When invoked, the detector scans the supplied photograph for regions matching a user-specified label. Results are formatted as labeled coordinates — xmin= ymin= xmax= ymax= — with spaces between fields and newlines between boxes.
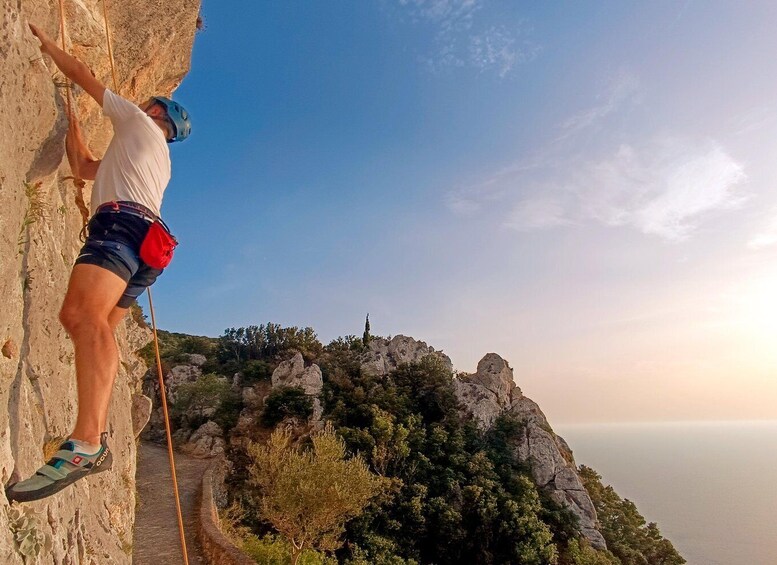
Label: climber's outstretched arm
xmin=66 ymin=111 xmax=101 ymax=180
xmin=29 ymin=23 xmax=106 ymax=106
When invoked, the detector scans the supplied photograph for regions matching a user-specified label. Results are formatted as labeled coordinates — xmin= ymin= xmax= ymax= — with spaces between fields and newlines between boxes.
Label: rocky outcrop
xmin=143 ymin=366 xmax=195 ymax=442
xmin=453 ymin=352 xmax=606 ymax=549
xmin=0 ymin=1 xmax=199 ymax=562
xmin=453 ymin=353 xmax=522 ymax=428
xmin=271 ymin=352 xmax=324 ymax=422
xmin=131 ymin=393 xmax=153 ymax=438
xmin=180 ymin=421 xmax=226 ymax=459
xmin=141 ymin=355 xmax=206 ymax=442
xmin=348 ymin=335 xmax=605 ymax=547
xmin=511 ymin=396 xmax=604 ymax=548
xmin=271 ymin=352 xmax=323 ymax=396
xmin=360 ymin=335 xmax=453 ymax=376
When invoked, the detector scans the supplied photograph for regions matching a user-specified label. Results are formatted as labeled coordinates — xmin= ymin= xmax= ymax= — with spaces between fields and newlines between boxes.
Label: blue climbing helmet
xmin=151 ymin=96 xmax=191 ymax=143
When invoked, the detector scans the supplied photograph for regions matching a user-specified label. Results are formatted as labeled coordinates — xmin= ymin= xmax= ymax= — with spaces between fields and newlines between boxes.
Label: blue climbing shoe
xmin=5 ymin=432 xmax=112 ymax=503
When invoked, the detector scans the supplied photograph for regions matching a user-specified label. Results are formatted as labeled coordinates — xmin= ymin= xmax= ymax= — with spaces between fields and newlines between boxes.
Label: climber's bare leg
xmin=59 ymin=264 xmax=127 ymax=445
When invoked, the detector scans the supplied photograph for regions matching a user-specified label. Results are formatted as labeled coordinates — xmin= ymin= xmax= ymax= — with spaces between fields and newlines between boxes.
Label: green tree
xmin=362 ymin=314 xmax=371 ymax=345
xmin=247 ymin=424 xmax=386 ymax=565
xmin=565 ymin=538 xmax=619 ymax=565
xmin=321 ymin=352 xmax=559 ymax=564
xmin=217 ymin=323 xmax=323 ymax=365
xmin=241 ymin=359 xmax=274 ymax=384
xmin=172 ymin=373 xmax=238 ymax=430
xmin=579 ymin=466 xmax=685 ymax=565
xmin=242 ymin=533 xmax=337 ymax=565
xmin=261 ymin=386 xmax=314 ymax=427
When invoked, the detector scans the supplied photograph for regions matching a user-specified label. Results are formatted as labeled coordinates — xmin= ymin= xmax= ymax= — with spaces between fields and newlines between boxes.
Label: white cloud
xmin=557 ymin=71 xmax=640 ymax=141
xmin=469 ymin=25 xmax=539 ymax=77
xmin=748 ymin=213 xmax=777 ymax=249
xmin=444 ymin=65 xmax=748 ymax=241
xmin=504 ymin=198 xmax=571 ymax=231
xmin=447 ymin=138 xmax=748 ymax=241
xmin=729 ymin=107 xmax=776 ymax=137
xmin=575 ymin=140 xmax=747 ymax=240
xmin=399 ymin=0 xmax=480 ymax=29
xmin=445 ymin=158 xmax=552 ymax=217
xmin=631 ymin=145 xmax=746 ymax=239
xmin=445 ymin=192 xmax=481 ymax=215
xmin=396 ymin=0 xmax=538 ymax=76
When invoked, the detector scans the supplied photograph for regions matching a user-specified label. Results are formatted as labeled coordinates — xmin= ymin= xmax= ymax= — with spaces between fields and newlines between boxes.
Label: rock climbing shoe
xmin=5 ymin=432 xmax=112 ymax=503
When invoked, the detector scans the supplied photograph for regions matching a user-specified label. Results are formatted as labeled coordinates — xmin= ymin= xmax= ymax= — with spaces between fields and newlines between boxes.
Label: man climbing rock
xmin=6 ymin=23 xmax=191 ymax=503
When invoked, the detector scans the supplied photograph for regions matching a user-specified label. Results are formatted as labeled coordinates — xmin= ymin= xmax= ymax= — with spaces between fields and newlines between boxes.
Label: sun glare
xmin=732 ymin=273 xmax=777 ymax=363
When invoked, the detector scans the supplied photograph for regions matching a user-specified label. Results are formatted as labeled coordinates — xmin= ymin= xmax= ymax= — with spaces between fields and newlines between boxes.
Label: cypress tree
xmin=363 ymin=313 xmax=371 ymax=345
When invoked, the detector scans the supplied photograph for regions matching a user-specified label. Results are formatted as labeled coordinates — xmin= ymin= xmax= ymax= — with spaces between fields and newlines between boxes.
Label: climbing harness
xmin=55 ymin=1 xmax=190 ymax=563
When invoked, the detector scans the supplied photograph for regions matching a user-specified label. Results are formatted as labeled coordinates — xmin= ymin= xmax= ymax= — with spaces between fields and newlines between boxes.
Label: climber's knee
xmin=58 ymin=305 xmax=77 ymax=335
xmin=60 ymin=263 xmax=127 ymax=336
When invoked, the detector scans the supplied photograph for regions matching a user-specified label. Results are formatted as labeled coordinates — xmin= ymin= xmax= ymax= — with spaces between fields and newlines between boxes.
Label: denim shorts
xmin=74 ymin=211 xmax=163 ymax=308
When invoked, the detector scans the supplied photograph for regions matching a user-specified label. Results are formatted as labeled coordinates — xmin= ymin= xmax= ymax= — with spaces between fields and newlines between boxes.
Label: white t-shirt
xmin=91 ymin=90 xmax=171 ymax=216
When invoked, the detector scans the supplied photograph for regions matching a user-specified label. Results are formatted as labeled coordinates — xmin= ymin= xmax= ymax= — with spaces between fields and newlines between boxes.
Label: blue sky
xmin=148 ymin=1 xmax=777 ymax=423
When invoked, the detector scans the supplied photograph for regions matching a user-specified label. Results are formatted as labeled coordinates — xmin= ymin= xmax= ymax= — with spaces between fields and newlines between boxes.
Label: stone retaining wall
xmin=197 ymin=466 xmax=255 ymax=565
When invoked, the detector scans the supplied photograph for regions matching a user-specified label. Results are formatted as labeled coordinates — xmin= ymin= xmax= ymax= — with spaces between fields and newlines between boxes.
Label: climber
xmin=6 ymin=23 xmax=192 ymax=503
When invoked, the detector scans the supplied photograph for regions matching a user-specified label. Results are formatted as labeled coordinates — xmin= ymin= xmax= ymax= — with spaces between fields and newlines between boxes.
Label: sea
xmin=556 ymin=421 xmax=777 ymax=565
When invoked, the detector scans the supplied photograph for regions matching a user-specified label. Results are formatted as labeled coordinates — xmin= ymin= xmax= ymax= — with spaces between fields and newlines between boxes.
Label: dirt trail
xmin=133 ymin=442 xmax=210 ymax=564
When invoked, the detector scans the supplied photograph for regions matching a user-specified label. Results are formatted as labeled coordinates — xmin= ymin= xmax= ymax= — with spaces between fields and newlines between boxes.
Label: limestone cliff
xmin=363 ymin=337 xmax=607 ymax=550
xmin=454 ymin=354 xmax=606 ymax=549
xmin=0 ymin=1 xmax=199 ymax=562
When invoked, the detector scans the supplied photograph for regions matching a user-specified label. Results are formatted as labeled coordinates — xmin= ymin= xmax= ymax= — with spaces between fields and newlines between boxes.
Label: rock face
xmin=362 ymin=337 xmax=605 ymax=549
xmin=360 ymin=335 xmax=453 ymax=376
xmin=511 ymin=396 xmax=604 ymax=548
xmin=453 ymin=353 xmax=522 ymax=428
xmin=453 ymin=353 xmax=607 ymax=550
xmin=271 ymin=352 xmax=324 ymax=422
xmin=271 ymin=352 xmax=323 ymax=396
xmin=180 ymin=421 xmax=225 ymax=459
xmin=0 ymin=1 xmax=199 ymax=562
xmin=142 ymin=360 xmax=202 ymax=443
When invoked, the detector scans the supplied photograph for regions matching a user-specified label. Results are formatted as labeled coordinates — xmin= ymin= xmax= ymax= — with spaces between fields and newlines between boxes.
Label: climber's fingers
xmin=28 ymin=23 xmax=53 ymax=55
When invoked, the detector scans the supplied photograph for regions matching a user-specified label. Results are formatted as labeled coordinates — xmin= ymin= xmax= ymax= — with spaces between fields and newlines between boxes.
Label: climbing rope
xmin=56 ymin=0 xmax=90 ymax=237
xmin=99 ymin=1 xmax=190 ymax=563
xmin=147 ymin=287 xmax=190 ymax=565
xmin=56 ymin=0 xmax=72 ymax=117
xmin=57 ymin=1 xmax=190 ymax=562
xmin=101 ymin=0 xmax=119 ymax=93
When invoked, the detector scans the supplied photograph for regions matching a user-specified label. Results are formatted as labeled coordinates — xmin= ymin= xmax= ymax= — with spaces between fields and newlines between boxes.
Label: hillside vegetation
xmin=142 ymin=322 xmax=684 ymax=565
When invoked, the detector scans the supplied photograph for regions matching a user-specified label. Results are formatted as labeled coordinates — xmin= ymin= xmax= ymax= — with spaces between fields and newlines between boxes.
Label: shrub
xmin=242 ymin=534 xmax=337 ymax=565
xmin=179 ymin=335 xmax=216 ymax=356
xmin=172 ymin=373 xmax=240 ymax=431
xmin=261 ymin=386 xmax=313 ymax=427
xmin=344 ymin=534 xmax=419 ymax=565
xmin=247 ymin=424 xmax=387 ymax=565
xmin=565 ymin=538 xmax=619 ymax=565
xmin=241 ymin=359 xmax=274 ymax=385
xmin=137 ymin=330 xmax=217 ymax=367
xmin=217 ymin=323 xmax=323 ymax=365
